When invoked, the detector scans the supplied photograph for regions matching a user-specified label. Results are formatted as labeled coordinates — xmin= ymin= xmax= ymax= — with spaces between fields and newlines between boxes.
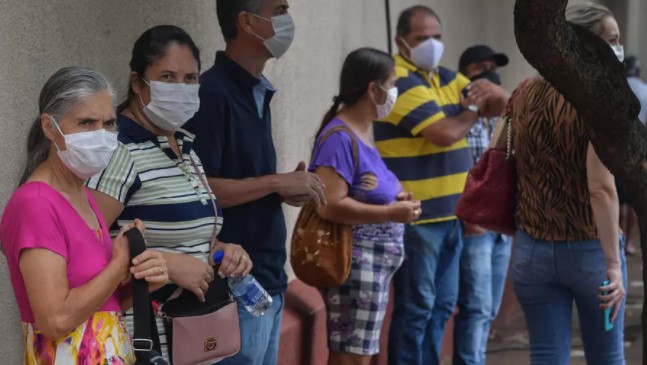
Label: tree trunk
xmin=513 ymin=0 xmax=646 ymax=362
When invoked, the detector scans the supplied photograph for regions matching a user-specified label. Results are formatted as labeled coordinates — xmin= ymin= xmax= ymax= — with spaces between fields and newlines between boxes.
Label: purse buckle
xmin=204 ymin=337 xmax=218 ymax=352
xmin=132 ymin=338 xmax=154 ymax=352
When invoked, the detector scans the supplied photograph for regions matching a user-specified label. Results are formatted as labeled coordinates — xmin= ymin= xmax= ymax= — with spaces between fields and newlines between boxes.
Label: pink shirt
xmin=0 ymin=182 xmax=121 ymax=323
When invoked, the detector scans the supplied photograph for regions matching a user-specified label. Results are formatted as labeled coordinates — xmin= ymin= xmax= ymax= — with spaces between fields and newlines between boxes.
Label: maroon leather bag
xmin=455 ymin=116 xmax=516 ymax=235
xmin=455 ymin=82 xmax=527 ymax=236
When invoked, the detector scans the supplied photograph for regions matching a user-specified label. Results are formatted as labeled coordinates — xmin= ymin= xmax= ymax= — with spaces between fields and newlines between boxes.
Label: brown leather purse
xmin=290 ymin=125 xmax=359 ymax=288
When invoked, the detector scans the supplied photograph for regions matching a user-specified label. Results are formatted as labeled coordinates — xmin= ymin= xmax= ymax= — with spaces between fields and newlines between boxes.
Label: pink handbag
xmin=153 ymin=157 xmax=241 ymax=365
xmin=165 ymin=302 xmax=240 ymax=364
xmin=159 ymin=287 xmax=241 ymax=365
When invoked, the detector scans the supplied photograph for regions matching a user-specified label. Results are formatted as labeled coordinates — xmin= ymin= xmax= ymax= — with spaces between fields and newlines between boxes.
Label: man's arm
xmin=418 ymin=78 xmax=511 ymax=147
xmin=419 ymin=111 xmax=480 ymax=147
xmin=387 ymin=72 xmax=484 ymax=147
xmin=208 ymin=176 xmax=278 ymax=208
xmin=208 ymin=162 xmax=325 ymax=209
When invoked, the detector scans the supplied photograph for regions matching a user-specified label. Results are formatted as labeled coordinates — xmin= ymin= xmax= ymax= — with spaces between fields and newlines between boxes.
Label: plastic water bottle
xmin=213 ymin=251 xmax=272 ymax=317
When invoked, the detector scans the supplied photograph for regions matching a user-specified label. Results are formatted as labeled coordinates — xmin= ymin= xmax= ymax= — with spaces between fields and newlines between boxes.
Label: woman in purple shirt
xmin=310 ymin=48 xmax=421 ymax=365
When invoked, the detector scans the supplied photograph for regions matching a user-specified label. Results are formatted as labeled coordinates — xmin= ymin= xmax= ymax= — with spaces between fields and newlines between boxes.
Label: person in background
xmin=454 ymin=45 xmax=512 ymax=365
xmin=374 ymin=5 xmax=509 ymax=365
xmin=0 ymin=66 xmax=167 ymax=364
xmin=185 ymin=1 xmax=325 ymax=364
xmin=625 ymin=55 xmax=647 ymax=124
xmin=311 ymin=48 xmax=421 ymax=365
xmin=618 ymin=55 xmax=646 ymax=256
xmin=88 ymin=25 xmax=252 ymax=361
xmin=510 ymin=3 xmax=626 ymax=364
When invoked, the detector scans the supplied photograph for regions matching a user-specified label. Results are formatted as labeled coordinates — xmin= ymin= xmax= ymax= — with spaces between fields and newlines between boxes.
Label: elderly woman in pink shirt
xmin=0 ymin=66 xmax=168 ymax=364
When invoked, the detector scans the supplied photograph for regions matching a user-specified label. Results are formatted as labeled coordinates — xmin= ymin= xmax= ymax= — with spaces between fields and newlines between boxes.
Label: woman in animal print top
xmin=509 ymin=3 xmax=627 ymax=364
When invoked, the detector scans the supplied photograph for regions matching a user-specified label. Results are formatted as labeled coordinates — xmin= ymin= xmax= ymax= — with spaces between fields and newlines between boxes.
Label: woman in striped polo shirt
xmin=87 ymin=25 xmax=253 ymax=360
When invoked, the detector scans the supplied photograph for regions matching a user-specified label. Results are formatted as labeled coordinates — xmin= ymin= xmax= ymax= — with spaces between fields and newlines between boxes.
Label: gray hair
xmin=19 ymin=66 xmax=114 ymax=185
xmin=565 ymin=2 xmax=613 ymax=35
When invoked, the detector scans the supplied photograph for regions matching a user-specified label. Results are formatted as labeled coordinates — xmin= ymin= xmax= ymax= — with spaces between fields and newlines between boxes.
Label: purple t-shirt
xmin=309 ymin=119 xmax=402 ymax=205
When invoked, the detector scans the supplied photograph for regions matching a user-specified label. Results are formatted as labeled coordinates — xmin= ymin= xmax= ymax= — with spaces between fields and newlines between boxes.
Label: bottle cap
xmin=213 ymin=250 xmax=224 ymax=264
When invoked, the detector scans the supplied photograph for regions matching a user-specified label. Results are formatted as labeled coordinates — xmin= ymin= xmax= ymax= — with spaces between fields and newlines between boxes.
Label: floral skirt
xmin=23 ymin=311 xmax=135 ymax=365
xmin=322 ymin=222 xmax=405 ymax=355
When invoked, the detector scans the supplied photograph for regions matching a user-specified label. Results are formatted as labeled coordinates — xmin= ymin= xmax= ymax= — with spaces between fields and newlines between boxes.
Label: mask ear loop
xmin=371 ymin=81 xmax=388 ymax=107
xmin=49 ymin=115 xmax=65 ymax=152
xmin=246 ymin=12 xmax=272 ymax=42
xmin=137 ymin=77 xmax=151 ymax=109
xmin=399 ymin=37 xmax=417 ymax=66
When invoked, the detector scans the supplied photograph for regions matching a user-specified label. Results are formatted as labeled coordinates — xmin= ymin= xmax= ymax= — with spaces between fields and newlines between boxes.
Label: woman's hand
xmin=112 ymin=219 xmax=146 ymax=282
xmin=396 ymin=191 xmax=413 ymax=201
xmin=164 ymin=253 xmax=215 ymax=302
xmin=131 ymin=250 xmax=168 ymax=292
xmin=598 ymin=263 xmax=626 ymax=323
xmin=387 ymin=200 xmax=422 ymax=223
xmin=210 ymin=241 xmax=253 ymax=278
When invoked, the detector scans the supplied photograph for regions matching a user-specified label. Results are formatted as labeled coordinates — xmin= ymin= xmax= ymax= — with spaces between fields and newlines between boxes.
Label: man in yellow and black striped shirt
xmin=377 ymin=5 xmax=510 ymax=365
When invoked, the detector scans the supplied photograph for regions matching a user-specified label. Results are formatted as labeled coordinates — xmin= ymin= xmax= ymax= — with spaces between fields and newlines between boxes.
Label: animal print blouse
xmin=512 ymin=77 xmax=598 ymax=241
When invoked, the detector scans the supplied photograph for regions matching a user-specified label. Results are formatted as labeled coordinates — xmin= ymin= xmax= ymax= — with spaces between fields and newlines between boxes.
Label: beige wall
xmin=0 ymin=0 xmax=644 ymax=362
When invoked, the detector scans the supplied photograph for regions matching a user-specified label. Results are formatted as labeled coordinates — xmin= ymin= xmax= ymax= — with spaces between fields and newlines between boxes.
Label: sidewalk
xmin=485 ymin=254 xmax=644 ymax=365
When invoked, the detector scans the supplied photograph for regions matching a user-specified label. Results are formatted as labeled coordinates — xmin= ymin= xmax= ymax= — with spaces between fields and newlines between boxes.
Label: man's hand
xmin=282 ymin=194 xmax=312 ymax=207
xmin=276 ymin=161 xmax=326 ymax=206
xmin=465 ymin=79 xmax=511 ymax=117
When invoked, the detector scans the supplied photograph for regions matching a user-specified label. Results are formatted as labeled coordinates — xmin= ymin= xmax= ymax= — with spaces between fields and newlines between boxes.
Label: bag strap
xmin=126 ymin=228 xmax=168 ymax=364
xmin=491 ymin=79 xmax=532 ymax=154
xmin=188 ymin=155 xmax=219 ymax=246
xmin=317 ymin=125 xmax=360 ymax=176
xmin=187 ymin=155 xmax=235 ymax=302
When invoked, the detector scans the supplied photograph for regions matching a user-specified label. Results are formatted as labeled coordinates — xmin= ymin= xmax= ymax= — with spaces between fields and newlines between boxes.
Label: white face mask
xmin=51 ymin=116 xmax=118 ymax=180
xmin=375 ymin=86 xmax=399 ymax=119
xmin=140 ymin=80 xmax=200 ymax=131
xmin=403 ymin=37 xmax=445 ymax=72
xmin=249 ymin=13 xmax=295 ymax=59
xmin=611 ymin=44 xmax=625 ymax=62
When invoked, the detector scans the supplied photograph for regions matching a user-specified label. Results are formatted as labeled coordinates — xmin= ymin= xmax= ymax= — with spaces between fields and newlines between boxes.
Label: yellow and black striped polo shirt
xmin=374 ymin=55 xmax=472 ymax=224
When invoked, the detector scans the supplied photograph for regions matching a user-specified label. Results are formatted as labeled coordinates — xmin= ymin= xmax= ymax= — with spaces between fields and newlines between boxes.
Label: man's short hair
xmin=396 ymin=5 xmax=441 ymax=38
xmin=216 ymin=0 xmax=264 ymax=41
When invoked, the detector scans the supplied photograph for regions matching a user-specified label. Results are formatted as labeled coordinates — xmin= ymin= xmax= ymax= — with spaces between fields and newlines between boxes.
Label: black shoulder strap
xmin=126 ymin=228 xmax=168 ymax=365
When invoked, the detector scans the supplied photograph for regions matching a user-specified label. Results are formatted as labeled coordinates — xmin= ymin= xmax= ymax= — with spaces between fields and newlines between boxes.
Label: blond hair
xmin=565 ymin=2 xmax=613 ymax=35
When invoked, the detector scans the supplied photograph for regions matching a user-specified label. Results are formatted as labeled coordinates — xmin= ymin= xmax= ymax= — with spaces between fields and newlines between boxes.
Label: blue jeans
xmin=218 ymin=294 xmax=284 ymax=365
xmin=511 ymin=230 xmax=626 ymax=365
xmin=453 ymin=233 xmax=512 ymax=365
xmin=388 ymin=220 xmax=464 ymax=365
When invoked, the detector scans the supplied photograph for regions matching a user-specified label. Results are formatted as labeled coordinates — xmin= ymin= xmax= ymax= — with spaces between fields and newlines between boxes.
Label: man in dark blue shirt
xmin=185 ymin=1 xmax=325 ymax=364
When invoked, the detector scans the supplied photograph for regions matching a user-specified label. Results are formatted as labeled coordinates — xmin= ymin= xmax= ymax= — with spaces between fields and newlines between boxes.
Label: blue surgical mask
xmin=249 ymin=13 xmax=296 ymax=59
